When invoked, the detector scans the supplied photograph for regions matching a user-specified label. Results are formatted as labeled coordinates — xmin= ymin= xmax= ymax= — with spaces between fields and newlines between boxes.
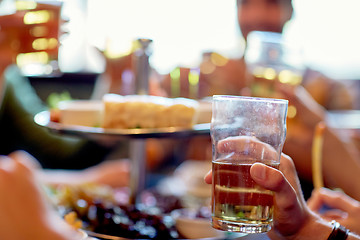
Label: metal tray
xmin=34 ymin=111 xmax=210 ymax=141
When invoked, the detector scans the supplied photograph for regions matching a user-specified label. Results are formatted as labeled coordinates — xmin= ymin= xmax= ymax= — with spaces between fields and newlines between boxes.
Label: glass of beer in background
xmin=211 ymin=95 xmax=288 ymax=233
xmin=245 ymin=31 xmax=304 ymax=96
xmin=245 ymin=31 xmax=303 ymax=119
xmin=7 ymin=0 xmax=64 ymax=75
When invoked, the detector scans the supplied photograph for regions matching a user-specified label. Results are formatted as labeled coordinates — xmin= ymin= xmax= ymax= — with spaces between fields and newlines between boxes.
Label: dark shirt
xmin=0 ymin=66 xmax=117 ymax=170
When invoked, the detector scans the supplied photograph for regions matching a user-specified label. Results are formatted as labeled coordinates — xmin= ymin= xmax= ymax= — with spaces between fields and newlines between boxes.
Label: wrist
xmin=328 ymin=220 xmax=350 ymax=240
xmin=289 ymin=213 xmax=333 ymax=240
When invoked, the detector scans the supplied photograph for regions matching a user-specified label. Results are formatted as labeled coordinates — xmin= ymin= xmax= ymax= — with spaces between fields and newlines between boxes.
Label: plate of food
xmin=35 ymin=94 xmax=210 ymax=140
xmin=49 ymin=183 xmax=245 ymax=240
xmin=49 ymin=185 xmax=184 ymax=239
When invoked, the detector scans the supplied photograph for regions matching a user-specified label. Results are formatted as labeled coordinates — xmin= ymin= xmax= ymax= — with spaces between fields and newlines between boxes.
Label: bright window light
xmin=60 ymin=0 xmax=360 ymax=80
xmin=86 ymin=0 xmax=240 ymax=74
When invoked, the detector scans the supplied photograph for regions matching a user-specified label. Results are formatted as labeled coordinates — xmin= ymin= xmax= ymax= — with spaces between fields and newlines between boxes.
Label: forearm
xmin=322 ymin=128 xmax=360 ymax=201
xmin=298 ymin=219 xmax=360 ymax=240
xmin=38 ymin=169 xmax=91 ymax=186
xmin=283 ymin=214 xmax=360 ymax=240
xmin=39 ymin=159 xmax=130 ymax=188
xmin=293 ymin=217 xmax=333 ymax=240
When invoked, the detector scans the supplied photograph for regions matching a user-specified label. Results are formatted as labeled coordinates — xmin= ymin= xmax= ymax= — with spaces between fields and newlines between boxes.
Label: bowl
xmin=172 ymin=208 xmax=224 ymax=239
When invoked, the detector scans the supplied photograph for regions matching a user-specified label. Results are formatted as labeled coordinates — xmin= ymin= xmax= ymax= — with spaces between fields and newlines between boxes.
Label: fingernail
xmin=251 ymin=163 xmax=266 ymax=180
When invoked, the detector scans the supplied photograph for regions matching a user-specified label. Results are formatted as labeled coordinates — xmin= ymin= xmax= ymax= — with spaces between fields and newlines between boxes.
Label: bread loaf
xmin=102 ymin=94 xmax=199 ymax=129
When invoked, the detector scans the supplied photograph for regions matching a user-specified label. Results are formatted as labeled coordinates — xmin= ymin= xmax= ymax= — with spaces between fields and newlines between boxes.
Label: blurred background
xmin=56 ymin=0 xmax=360 ymax=81
xmin=2 ymin=0 xmax=359 ymax=107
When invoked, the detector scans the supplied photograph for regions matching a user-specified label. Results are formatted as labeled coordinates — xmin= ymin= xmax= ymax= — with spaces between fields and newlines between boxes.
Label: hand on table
xmin=308 ymin=188 xmax=360 ymax=235
xmin=40 ymin=159 xmax=131 ymax=189
xmin=0 ymin=151 xmax=82 ymax=240
xmin=81 ymin=159 xmax=130 ymax=188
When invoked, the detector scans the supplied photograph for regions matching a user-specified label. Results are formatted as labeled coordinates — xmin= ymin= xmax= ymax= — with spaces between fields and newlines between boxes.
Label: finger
xmin=9 ymin=151 xmax=41 ymax=172
xmin=320 ymin=209 xmax=347 ymax=221
xmin=278 ymin=153 xmax=305 ymax=201
xmin=250 ymin=162 xmax=302 ymax=236
xmin=309 ymin=188 xmax=359 ymax=213
xmin=307 ymin=188 xmax=325 ymax=211
xmin=0 ymin=155 xmax=15 ymax=172
xmin=250 ymin=163 xmax=288 ymax=192
xmin=251 ymin=155 xmax=312 ymax=238
xmin=0 ymin=156 xmax=14 ymax=188
xmin=250 ymin=163 xmax=297 ymax=209
xmin=217 ymin=136 xmax=278 ymax=160
xmin=0 ymin=153 xmax=37 ymax=186
xmin=204 ymin=170 xmax=212 ymax=184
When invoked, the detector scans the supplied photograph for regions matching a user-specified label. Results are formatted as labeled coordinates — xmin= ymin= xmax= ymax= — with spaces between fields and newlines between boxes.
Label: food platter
xmin=34 ymin=109 xmax=210 ymax=210
xmin=34 ymin=111 xmax=210 ymax=141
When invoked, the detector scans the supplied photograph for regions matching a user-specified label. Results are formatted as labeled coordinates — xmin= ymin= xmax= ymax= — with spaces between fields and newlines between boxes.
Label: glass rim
xmin=212 ymin=95 xmax=288 ymax=105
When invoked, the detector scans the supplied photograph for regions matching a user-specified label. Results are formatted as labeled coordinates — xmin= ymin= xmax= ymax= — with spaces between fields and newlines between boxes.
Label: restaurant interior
xmin=0 ymin=0 xmax=360 ymax=239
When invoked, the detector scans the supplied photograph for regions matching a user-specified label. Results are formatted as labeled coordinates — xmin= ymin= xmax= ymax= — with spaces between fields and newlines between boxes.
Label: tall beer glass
xmin=211 ymin=95 xmax=288 ymax=233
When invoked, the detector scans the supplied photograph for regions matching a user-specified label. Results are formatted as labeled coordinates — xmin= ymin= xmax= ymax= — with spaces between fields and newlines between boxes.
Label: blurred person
xmin=0 ymin=9 xmax=114 ymax=169
xmin=92 ymin=0 xmax=357 ymax=176
xmin=279 ymin=84 xmax=360 ymax=200
xmin=0 ymin=65 xmax=120 ymax=170
xmin=0 ymin=66 xmax=131 ymax=188
xmin=162 ymin=0 xmax=354 ymax=110
xmin=160 ymin=0 xmax=354 ymax=110
xmin=204 ymin=136 xmax=360 ymax=239
xmin=0 ymin=5 xmax=131 ymax=187
xmin=161 ymin=0 xmax=358 ymax=199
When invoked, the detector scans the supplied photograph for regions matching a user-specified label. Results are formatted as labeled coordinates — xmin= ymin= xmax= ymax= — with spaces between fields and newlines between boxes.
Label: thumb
xmin=250 ymin=163 xmax=297 ymax=210
xmin=204 ymin=170 xmax=212 ymax=184
xmin=250 ymin=163 xmax=305 ymax=236
xmin=9 ymin=151 xmax=42 ymax=171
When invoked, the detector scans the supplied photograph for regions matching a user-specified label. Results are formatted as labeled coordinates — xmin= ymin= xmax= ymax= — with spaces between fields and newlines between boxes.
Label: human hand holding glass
xmin=210 ymin=95 xmax=288 ymax=233
xmin=204 ymin=139 xmax=346 ymax=240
